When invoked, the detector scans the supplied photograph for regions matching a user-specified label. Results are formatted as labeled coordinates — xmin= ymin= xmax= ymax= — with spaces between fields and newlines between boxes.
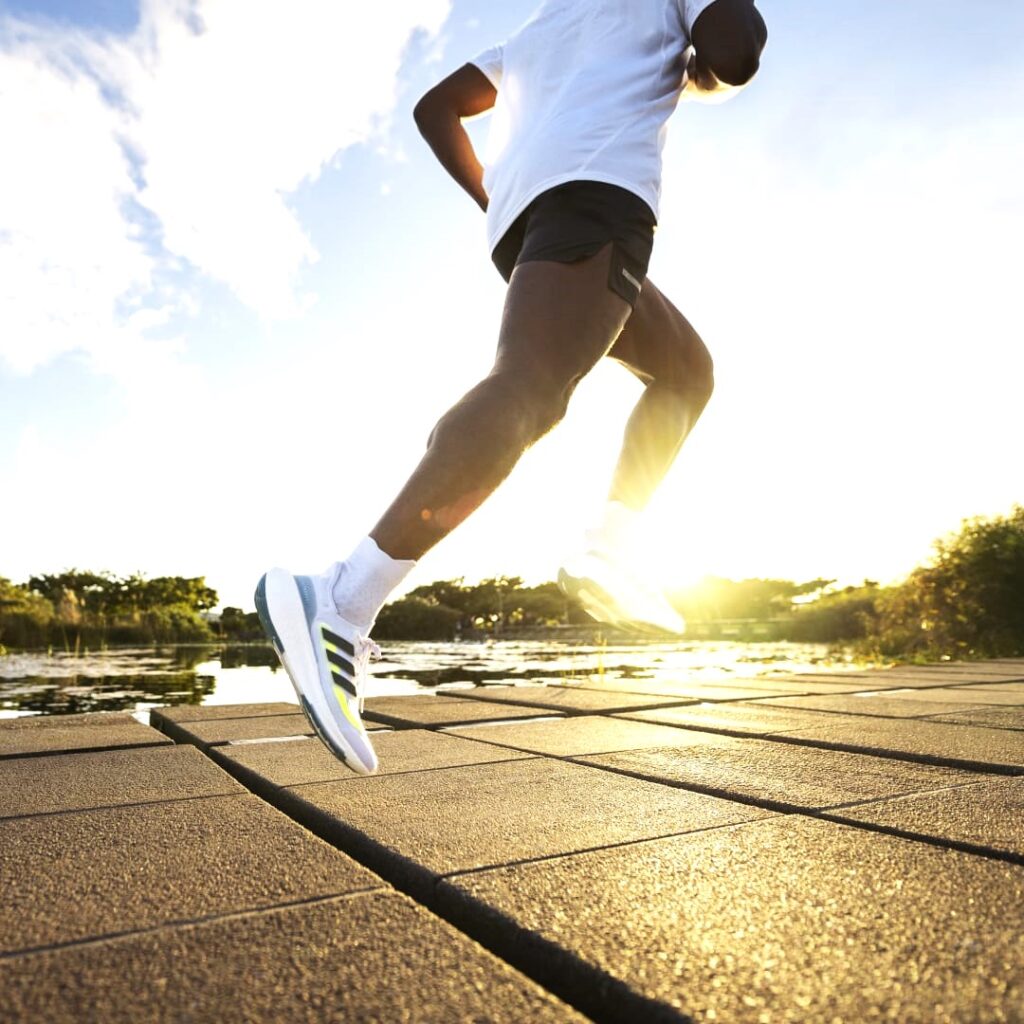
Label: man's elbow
xmin=707 ymin=45 xmax=761 ymax=87
xmin=694 ymin=2 xmax=768 ymax=87
xmin=413 ymin=92 xmax=440 ymax=130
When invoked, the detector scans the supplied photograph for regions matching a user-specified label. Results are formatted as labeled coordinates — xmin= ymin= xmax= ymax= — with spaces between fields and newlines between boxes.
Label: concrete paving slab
xmin=447 ymin=714 xmax=738 ymax=757
xmin=0 ymin=712 xmax=169 ymax=760
xmin=865 ymin=666 xmax=1024 ymax=682
xmin=945 ymin=681 xmax=1024 ymax=696
xmin=926 ymin=706 xmax=1024 ymax=732
xmin=438 ymin=815 xmax=1024 ymax=1024
xmin=0 ymin=792 xmax=382 ymax=955
xmin=156 ymin=711 xmax=316 ymax=748
xmin=687 ymin=675 xmax=878 ymax=694
xmin=776 ymin=671 xmax=1007 ymax=691
xmin=618 ymin=701 xmax=846 ymax=736
xmin=877 ymin=685 xmax=1024 ymax=706
xmin=0 ymin=745 xmax=242 ymax=819
xmin=828 ymin=777 xmax=1024 ymax=860
xmin=750 ymin=692 xmax=990 ymax=719
xmin=854 ymin=670 xmax=1024 ymax=686
xmin=362 ymin=694 xmax=563 ymax=728
xmin=771 ymin=672 xmax=945 ymax=690
xmin=447 ymin=683 xmax=698 ymax=715
xmin=0 ymin=891 xmax=586 ymax=1024
xmin=151 ymin=701 xmax=298 ymax=724
xmin=550 ymin=678 xmax=806 ymax=700
xmin=773 ymin=716 xmax=1024 ymax=773
xmin=649 ymin=675 xmax=879 ymax=695
xmin=277 ymin=758 xmax=773 ymax=900
xmin=575 ymin=739 xmax=980 ymax=813
xmin=214 ymin=729 xmax=531 ymax=790
xmin=944 ymin=660 xmax=1024 ymax=676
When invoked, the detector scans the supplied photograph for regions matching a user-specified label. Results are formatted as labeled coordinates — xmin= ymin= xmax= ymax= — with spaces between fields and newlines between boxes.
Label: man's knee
xmin=483 ymin=366 xmax=575 ymax=445
xmin=516 ymin=370 xmax=576 ymax=441
xmin=659 ymin=314 xmax=714 ymax=403
xmin=688 ymin=339 xmax=715 ymax=403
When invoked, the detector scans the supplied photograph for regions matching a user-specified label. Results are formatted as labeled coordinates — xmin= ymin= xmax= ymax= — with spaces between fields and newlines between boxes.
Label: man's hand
xmin=414 ymin=64 xmax=497 ymax=213
xmin=686 ymin=50 xmax=723 ymax=94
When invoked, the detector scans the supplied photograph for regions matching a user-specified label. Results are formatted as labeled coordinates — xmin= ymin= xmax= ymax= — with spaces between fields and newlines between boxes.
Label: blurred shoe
xmin=558 ymin=547 xmax=685 ymax=635
xmin=254 ymin=565 xmax=379 ymax=775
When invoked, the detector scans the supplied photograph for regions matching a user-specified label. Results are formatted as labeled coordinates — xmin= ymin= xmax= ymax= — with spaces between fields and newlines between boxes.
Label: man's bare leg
xmin=605 ymin=280 xmax=714 ymax=511
xmin=371 ymin=243 xmax=632 ymax=561
xmin=552 ymin=280 xmax=712 ymax=632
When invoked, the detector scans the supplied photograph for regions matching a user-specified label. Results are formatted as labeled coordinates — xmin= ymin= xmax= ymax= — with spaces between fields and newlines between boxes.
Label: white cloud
xmin=0 ymin=38 xmax=151 ymax=374
xmin=0 ymin=0 xmax=451 ymax=377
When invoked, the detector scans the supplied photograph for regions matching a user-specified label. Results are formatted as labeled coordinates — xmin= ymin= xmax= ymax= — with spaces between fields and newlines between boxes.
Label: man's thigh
xmin=493 ymin=242 xmax=633 ymax=388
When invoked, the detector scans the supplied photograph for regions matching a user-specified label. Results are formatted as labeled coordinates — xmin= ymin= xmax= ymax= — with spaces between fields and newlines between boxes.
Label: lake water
xmin=0 ymin=639 xmax=868 ymax=720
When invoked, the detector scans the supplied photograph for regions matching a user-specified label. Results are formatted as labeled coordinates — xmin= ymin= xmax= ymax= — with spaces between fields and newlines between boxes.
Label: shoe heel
xmin=254 ymin=573 xmax=286 ymax=655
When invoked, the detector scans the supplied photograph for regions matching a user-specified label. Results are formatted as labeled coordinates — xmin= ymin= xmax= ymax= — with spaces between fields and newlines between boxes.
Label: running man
xmin=257 ymin=0 xmax=768 ymax=774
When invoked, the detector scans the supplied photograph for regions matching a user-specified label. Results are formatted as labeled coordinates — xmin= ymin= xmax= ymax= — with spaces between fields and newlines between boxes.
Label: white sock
xmin=329 ymin=536 xmax=416 ymax=631
xmin=585 ymin=500 xmax=640 ymax=555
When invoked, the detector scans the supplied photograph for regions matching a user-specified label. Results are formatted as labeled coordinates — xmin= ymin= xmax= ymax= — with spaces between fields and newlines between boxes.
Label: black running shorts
xmin=491 ymin=180 xmax=656 ymax=308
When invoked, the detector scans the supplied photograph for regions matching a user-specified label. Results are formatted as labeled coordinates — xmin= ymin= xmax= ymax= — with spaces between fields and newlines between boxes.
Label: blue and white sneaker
xmin=254 ymin=565 xmax=379 ymax=775
xmin=558 ymin=547 xmax=685 ymax=636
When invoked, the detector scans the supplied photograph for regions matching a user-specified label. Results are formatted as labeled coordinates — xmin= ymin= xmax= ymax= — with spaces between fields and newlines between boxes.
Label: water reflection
xmin=0 ymin=673 xmax=216 ymax=716
xmin=0 ymin=639 xmax=856 ymax=718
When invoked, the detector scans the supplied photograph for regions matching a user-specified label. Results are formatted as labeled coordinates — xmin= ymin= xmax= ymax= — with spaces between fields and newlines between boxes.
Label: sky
xmin=1 ymin=0 xmax=1022 ymax=610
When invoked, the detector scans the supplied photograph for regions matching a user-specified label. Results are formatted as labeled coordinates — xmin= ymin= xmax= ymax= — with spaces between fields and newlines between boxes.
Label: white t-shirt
xmin=471 ymin=0 xmax=718 ymax=254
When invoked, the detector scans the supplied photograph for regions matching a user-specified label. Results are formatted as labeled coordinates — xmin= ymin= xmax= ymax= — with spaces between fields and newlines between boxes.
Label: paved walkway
xmin=2 ymin=659 xmax=1023 ymax=1022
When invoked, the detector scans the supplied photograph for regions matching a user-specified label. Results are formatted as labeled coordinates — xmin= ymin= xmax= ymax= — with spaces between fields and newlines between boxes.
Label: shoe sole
xmin=557 ymin=568 xmax=683 ymax=636
xmin=557 ymin=568 xmax=629 ymax=629
xmin=255 ymin=569 xmax=377 ymax=775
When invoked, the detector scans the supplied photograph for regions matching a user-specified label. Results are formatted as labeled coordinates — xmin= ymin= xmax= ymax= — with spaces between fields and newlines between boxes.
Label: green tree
xmin=876 ymin=506 xmax=1024 ymax=659
xmin=374 ymin=596 xmax=462 ymax=640
xmin=0 ymin=577 xmax=55 ymax=649
xmin=673 ymin=576 xmax=832 ymax=622
xmin=787 ymin=582 xmax=883 ymax=643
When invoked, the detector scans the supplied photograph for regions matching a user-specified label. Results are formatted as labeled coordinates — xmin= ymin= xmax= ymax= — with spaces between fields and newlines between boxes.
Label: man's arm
xmin=413 ymin=64 xmax=497 ymax=212
xmin=687 ymin=0 xmax=767 ymax=95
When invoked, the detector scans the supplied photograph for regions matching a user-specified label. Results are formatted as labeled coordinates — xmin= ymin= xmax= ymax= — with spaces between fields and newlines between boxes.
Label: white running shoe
xmin=558 ymin=547 xmax=685 ymax=636
xmin=254 ymin=565 xmax=379 ymax=775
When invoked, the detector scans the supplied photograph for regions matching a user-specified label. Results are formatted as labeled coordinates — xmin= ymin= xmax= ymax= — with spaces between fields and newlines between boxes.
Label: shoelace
xmin=354 ymin=635 xmax=382 ymax=715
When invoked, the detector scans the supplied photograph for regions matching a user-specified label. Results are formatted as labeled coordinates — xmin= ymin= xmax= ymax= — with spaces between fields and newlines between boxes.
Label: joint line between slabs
xmin=0 ymin=888 xmax=385 ymax=963
xmin=566 ymin=754 xmax=1024 ymax=865
xmin=0 ymin=788 xmax=246 ymax=824
xmin=0 ymin=740 xmax=169 ymax=762
xmin=816 ymin=811 xmax=1024 ymax=867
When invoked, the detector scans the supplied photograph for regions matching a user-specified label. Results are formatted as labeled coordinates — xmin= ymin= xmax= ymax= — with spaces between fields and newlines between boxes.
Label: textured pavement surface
xmin=0 ymin=793 xmax=381 ymax=954
xmin=214 ymin=728 xmax=531 ymax=790
xmin=0 ymin=744 xmax=242 ymax=818
xmin=4 ymin=658 xmax=1024 ymax=1022
xmin=0 ymin=892 xmax=585 ymax=1024
xmin=447 ymin=713 xmax=732 ymax=756
xmin=274 ymin=756 xmax=772 ymax=900
xmin=154 ymin=711 xmax=317 ymax=747
xmin=362 ymin=693 xmax=563 ymax=728
xmin=926 ymin=705 xmax=1024 ymax=731
xmin=446 ymin=682 xmax=698 ymax=714
xmin=618 ymin=700 xmax=850 ymax=735
xmin=750 ymin=691 xmax=994 ymax=718
xmin=771 ymin=715 xmax=1024 ymax=772
xmin=574 ymin=739 xmax=982 ymax=812
xmin=152 ymin=701 xmax=300 ymax=723
xmin=827 ymin=776 xmax=1024 ymax=859
xmin=0 ymin=711 xmax=170 ymax=759
xmin=439 ymin=815 xmax=1024 ymax=1023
